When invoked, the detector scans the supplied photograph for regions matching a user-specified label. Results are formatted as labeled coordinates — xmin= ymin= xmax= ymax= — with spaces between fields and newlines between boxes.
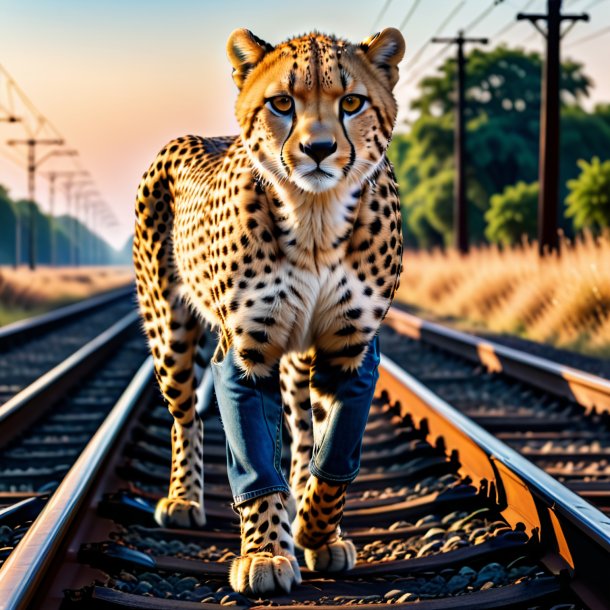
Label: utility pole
xmin=74 ymin=187 xmax=98 ymax=267
xmin=6 ymin=138 xmax=65 ymax=269
xmin=518 ymin=0 xmax=588 ymax=255
xmin=68 ymin=179 xmax=94 ymax=266
xmin=42 ymin=170 xmax=87 ymax=265
xmin=0 ymin=115 xmax=22 ymax=268
xmin=432 ymin=32 xmax=487 ymax=254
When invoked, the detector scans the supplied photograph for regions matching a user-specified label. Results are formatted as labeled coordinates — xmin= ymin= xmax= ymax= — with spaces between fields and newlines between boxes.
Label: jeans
xmin=211 ymin=336 xmax=380 ymax=506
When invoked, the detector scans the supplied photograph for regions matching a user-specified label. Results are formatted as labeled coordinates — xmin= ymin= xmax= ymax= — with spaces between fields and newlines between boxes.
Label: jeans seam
xmin=234 ymin=484 xmax=291 ymax=506
xmin=261 ymin=385 xmax=289 ymax=490
xmin=310 ymin=462 xmax=359 ymax=483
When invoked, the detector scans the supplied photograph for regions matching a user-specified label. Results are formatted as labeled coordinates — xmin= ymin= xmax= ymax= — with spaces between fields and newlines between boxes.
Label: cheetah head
xmin=227 ymin=29 xmax=405 ymax=195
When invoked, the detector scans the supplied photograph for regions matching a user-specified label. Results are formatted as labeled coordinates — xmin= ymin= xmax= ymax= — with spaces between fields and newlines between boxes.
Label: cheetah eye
xmin=341 ymin=95 xmax=367 ymax=116
xmin=267 ymin=95 xmax=294 ymax=116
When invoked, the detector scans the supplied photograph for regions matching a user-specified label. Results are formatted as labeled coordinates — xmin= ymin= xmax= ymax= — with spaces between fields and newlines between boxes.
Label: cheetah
xmin=133 ymin=27 xmax=405 ymax=595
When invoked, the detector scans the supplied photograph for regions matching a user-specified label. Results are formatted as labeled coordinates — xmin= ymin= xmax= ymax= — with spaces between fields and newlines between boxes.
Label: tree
xmin=0 ymin=182 xmax=119 ymax=266
xmin=390 ymin=45 xmax=606 ymax=248
xmin=485 ymin=181 xmax=538 ymax=245
xmin=566 ymin=157 xmax=610 ymax=233
xmin=0 ymin=186 xmax=16 ymax=265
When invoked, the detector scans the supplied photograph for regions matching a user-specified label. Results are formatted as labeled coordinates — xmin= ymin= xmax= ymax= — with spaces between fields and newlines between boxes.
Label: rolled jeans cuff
xmin=233 ymin=484 xmax=291 ymax=507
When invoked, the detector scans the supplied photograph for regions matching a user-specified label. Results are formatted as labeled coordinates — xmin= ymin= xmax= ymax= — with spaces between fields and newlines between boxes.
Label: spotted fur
xmin=134 ymin=27 xmax=405 ymax=595
xmin=230 ymin=493 xmax=301 ymax=594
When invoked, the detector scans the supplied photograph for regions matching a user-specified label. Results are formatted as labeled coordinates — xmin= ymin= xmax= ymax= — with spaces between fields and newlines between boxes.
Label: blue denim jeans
xmin=211 ymin=336 xmax=380 ymax=506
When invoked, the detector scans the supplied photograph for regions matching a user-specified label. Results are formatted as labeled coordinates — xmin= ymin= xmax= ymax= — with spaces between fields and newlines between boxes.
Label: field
xmin=396 ymin=233 xmax=610 ymax=358
xmin=0 ymin=266 xmax=134 ymax=326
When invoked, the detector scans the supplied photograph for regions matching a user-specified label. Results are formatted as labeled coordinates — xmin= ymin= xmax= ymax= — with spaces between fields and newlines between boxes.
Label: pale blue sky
xmin=0 ymin=0 xmax=608 ymax=248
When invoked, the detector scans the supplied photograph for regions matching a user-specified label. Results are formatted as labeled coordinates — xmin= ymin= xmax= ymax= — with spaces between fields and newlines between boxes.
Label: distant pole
xmin=48 ymin=172 xmax=57 ymax=266
xmin=432 ymin=32 xmax=488 ymax=254
xmin=43 ymin=169 xmax=86 ymax=266
xmin=518 ymin=0 xmax=588 ymax=255
xmin=0 ymin=115 xmax=21 ymax=267
xmin=70 ymin=180 xmax=94 ymax=266
xmin=6 ymin=138 xmax=64 ymax=269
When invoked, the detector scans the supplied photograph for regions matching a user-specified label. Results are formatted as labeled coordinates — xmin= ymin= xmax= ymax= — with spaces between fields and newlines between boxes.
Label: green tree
xmin=485 ymin=181 xmax=538 ymax=245
xmin=0 ymin=185 xmax=16 ymax=264
xmin=389 ymin=45 xmax=604 ymax=248
xmin=566 ymin=157 xmax=610 ymax=233
xmin=14 ymin=200 xmax=52 ymax=265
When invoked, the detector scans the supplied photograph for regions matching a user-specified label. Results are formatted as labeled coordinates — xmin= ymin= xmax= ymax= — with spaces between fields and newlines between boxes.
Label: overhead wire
xmin=398 ymin=0 xmax=423 ymax=31
xmin=492 ymin=0 xmax=537 ymax=39
xmin=464 ymin=0 xmax=507 ymax=33
xmin=581 ymin=0 xmax=608 ymax=11
xmin=371 ymin=0 xmax=394 ymax=31
xmin=565 ymin=22 xmax=610 ymax=45
xmin=402 ymin=0 xmax=467 ymax=73
xmin=0 ymin=63 xmax=118 ymax=243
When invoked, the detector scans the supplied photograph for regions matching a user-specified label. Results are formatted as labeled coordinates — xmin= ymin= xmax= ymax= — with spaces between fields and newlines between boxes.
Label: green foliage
xmin=390 ymin=44 xmax=610 ymax=248
xmin=0 ymin=186 xmax=16 ymax=264
xmin=0 ymin=184 xmax=121 ymax=266
xmin=412 ymin=46 xmax=590 ymax=119
xmin=485 ymin=181 xmax=538 ymax=245
xmin=566 ymin=157 xmax=610 ymax=233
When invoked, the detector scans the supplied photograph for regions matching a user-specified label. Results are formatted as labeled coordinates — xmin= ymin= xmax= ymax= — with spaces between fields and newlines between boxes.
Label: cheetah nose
xmin=300 ymin=140 xmax=337 ymax=165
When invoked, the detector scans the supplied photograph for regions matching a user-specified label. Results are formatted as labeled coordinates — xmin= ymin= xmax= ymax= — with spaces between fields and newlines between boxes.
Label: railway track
xmin=0 ymin=286 xmax=149 ymax=574
xmin=0 ymin=286 xmax=136 ymax=405
xmin=382 ymin=308 xmax=610 ymax=515
xmin=0 ymin=308 xmax=607 ymax=608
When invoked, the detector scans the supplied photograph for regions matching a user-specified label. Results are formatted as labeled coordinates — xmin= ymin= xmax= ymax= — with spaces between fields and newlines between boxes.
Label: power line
xmin=582 ymin=0 xmax=609 ymax=11
xmin=403 ymin=42 xmax=453 ymax=86
xmin=0 ymin=62 xmax=116 ymax=263
xmin=403 ymin=0 xmax=467 ymax=71
xmin=398 ymin=0 xmax=423 ymax=31
xmin=371 ymin=0 xmax=394 ymax=31
xmin=565 ymin=22 xmax=610 ymax=45
xmin=464 ymin=0 xmax=507 ymax=33
xmin=0 ymin=64 xmax=62 ymax=140
xmin=493 ymin=0 xmax=537 ymax=39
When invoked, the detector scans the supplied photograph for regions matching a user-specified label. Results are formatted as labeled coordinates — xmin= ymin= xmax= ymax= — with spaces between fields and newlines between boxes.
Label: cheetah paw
xmin=229 ymin=552 xmax=302 ymax=595
xmin=303 ymin=538 xmax=357 ymax=572
xmin=154 ymin=497 xmax=206 ymax=529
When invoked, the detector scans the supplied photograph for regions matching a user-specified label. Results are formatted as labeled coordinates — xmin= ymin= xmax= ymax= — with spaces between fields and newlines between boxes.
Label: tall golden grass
xmin=396 ymin=233 xmax=610 ymax=356
xmin=0 ymin=266 xmax=134 ymax=325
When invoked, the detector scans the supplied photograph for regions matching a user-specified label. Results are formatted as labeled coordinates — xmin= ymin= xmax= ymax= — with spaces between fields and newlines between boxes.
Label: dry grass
xmin=0 ymin=266 xmax=134 ymax=326
xmin=396 ymin=233 xmax=610 ymax=357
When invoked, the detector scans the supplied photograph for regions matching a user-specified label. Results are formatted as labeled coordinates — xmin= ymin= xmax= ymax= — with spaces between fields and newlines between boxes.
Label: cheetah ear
xmin=360 ymin=27 xmax=405 ymax=90
xmin=227 ymin=29 xmax=273 ymax=89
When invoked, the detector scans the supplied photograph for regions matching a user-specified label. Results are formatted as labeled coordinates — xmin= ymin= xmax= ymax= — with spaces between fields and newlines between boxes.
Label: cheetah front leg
xmin=229 ymin=492 xmax=301 ymax=595
xmin=279 ymin=352 xmax=314 ymax=508
xmin=134 ymin=170 xmax=206 ymax=529
xmin=150 ymin=311 xmax=207 ymax=529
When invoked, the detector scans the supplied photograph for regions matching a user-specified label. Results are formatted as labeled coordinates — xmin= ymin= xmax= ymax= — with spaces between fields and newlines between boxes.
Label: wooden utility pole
xmin=42 ymin=170 xmax=87 ymax=265
xmin=6 ymin=138 xmax=65 ymax=269
xmin=432 ymin=32 xmax=487 ymax=254
xmin=0 ymin=115 xmax=21 ymax=267
xmin=518 ymin=0 xmax=588 ymax=255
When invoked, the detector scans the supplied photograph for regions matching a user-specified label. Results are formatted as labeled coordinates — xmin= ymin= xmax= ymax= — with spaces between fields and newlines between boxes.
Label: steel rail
xmin=0 ymin=310 xmax=140 ymax=450
xmin=385 ymin=307 xmax=610 ymax=414
xmin=379 ymin=354 xmax=610 ymax=608
xmin=0 ymin=284 xmax=134 ymax=349
xmin=1 ymin=343 xmax=608 ymax=607
xmin=0 ymin=357 xmax=154 ymax=610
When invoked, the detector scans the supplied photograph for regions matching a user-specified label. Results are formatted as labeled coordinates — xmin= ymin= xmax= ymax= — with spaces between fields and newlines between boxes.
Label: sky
xmin=0 ymin=0 xmax=608 ymax=250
